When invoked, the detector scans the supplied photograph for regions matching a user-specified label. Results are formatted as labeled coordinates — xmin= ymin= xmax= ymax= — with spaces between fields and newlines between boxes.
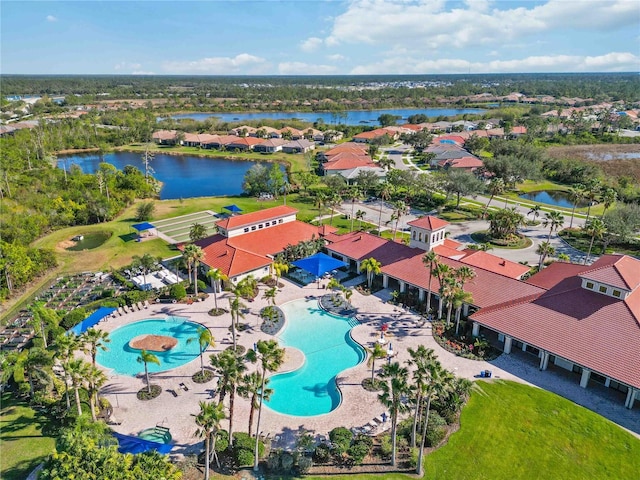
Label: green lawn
xmin=0 ymin=393 xmax=56 ymax=480
xmin=423 ymin=380 xmax=640 ymax=480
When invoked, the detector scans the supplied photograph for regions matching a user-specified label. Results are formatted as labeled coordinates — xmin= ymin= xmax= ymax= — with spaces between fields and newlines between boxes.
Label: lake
xmin=159 ymin=107 xmax=486 ymax=126
xmin=518 ymin=190 xmax=587 ymax=209
xmin=58 ymin=152 xmax=260 ymax=200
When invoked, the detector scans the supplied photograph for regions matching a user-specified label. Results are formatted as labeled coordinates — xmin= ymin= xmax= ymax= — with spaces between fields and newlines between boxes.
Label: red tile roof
xmin=227 ymin=137 xmax=264 ymax=147
xmin=192 ymin=235 xmax=272 ymax=277
xmin=437 ymin=156 xmax=484 ymax=169
xmin=228 ymin=221 xmax=321 ymax=257
xmin=433 ymin=244 xmax=466 ymax=259
xmin=327 ymin=232 xmax=416 ymax=265
xmin=458 ymin=250 xmax=531 ymax=279
xmin=408 ymin=216 xmax=449 ymax=230
xmin=216 ymin=206 xmax=298 ymax=230
xmin=435 ymin=135 xmax=466 ymax=145
xmin=323 ymin=155 xmax=377 ymax=171
xmin=472 ymin=259 xmax=640 ymax=389
xmin=580 ymin=254 xmax=640 ymax=290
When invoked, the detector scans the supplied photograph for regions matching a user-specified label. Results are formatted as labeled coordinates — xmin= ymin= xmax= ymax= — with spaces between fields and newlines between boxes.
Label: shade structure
xmin=292 ymin=252 xmax=347 ymax=278
xmin=67 ymin=307 xmax=116 ymax=336
xmin=131 ymin=222 xmax=155 ymax=232
xmin=112 ymin=432 xmax=173 ymax=455
xmin=223 ymin=204 xmax=242 ymax=213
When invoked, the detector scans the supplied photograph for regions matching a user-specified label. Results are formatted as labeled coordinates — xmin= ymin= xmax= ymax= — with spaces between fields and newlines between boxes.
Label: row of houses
xmin=184 ymin=205 xmax=640 ymax=411
xmin=351 ymin=123 xmax=527 ymax=143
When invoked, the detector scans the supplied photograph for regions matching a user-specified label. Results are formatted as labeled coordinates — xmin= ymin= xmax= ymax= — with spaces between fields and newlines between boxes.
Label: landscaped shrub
xmin=137 ymin=384 xmax=161 ymax=400
xmin=297 ymin=455 xmax=313 ymax=474
xmin=408 ymin=447 xmax=419 ymax=469
xmin=329 ymin=426 xmax=353 ymax=455
xmin=267 ymin=451 xmax=281 ymax=471
xmin=313 ymin=443 xmax=331 ymax=464
xmin=347 ymin=439 xmax=371 ymax=464
xmin=232 ymin=432 xmax=263 ymax=467
xmin=214 ymin=430 xmax=229 ymax=452
xmin=379 ymin=433 xmax=393 ymax=459
xmin=280 ymin=452 xmax=294 ymax=473
xmin=61 ymin=307 xmax=87 ymax=330
xmin=170 ymin=283 xmax=187 ymax=300
xmin=424 ymin=411 xmax=447 ymax=447
xmin=235 ymin=449 xmax=254 ymax=467
xmin=187 ymin=280 xmax=207 ymax=294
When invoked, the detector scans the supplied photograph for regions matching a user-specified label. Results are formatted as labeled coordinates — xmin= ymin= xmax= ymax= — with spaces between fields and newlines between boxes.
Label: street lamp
xmin=387 ymin=343 xmax=394 ymax=363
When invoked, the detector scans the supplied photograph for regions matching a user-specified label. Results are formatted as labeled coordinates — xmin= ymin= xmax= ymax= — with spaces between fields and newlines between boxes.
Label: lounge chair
xmin=179 ymin=382 xmax=189 ymax=392
xmin=123 ymin=305 xmax=130 ymax=313
xmin=172 ymin=386 xmax=182 ymax=396
xmin=136 ymin=302 xmax=144 ymax=311
xmin=144 ymin=300 xmax=150 ymax=309
xmin=117 ymin=307 xmax=124 ymax=316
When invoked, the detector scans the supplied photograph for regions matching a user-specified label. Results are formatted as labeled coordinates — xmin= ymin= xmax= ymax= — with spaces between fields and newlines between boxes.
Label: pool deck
xmin=95 ymin=279 xmax=639 ymax=457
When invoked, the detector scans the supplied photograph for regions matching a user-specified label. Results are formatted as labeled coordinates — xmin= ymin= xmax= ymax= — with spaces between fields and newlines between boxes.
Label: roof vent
xmin=500 ymin=260 xmax=506 ymax=266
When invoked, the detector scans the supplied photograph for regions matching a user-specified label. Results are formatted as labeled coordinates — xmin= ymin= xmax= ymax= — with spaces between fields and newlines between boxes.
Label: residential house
xmin=230 ymin=125 xmax=258 ymax=137
xmin=253 ymin=138 xmax=287 ymax=153
xmin=279 ymin=127 xmax=304 ymax=139
xmin=226 ymin=137 xmax=264 ymax=151
xmin=282 ymin=139 xmax=315 ymax=154
xmin=152 ymin=130 xmax=178 ymax=145
xmin=200 ymin=135 xmax=238 ymax=150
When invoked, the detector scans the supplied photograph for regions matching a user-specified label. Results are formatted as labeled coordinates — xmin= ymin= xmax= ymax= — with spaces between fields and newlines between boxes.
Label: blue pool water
xmin=266 ymin=299 xmax=365 ymax=416
xmin=96 ymin=318 xmax=204 ymax=376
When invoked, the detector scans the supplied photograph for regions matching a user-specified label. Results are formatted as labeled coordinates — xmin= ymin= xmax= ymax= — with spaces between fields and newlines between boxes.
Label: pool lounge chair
xmin=143 ymin=300 xmax=150 ymax=309
xmin=179 ymin=382 xmax=189 ymax=392
xmin=171 ymin=385 xmax=183 ymax=397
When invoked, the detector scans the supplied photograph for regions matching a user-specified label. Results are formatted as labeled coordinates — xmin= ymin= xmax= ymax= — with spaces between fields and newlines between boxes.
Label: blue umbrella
xmin=292 ymin=252 xmax=347 ymax=278
xmin=223 ymin=205 xmax=242 ymax=213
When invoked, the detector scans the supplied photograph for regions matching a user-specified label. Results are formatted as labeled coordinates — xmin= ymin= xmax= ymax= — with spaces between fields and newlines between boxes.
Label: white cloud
xmin=132 ymin=70 xmax=155 ymax=75
xmin=46 ymin=15 xmax=57 ymax=22
xmin=114 ymin=62 xmax=142 ymax=71
xmin=325 ymin=0 xmax=638 ymax=50
xmin=300 ymin=37 xmax=323 ymax=52
xmin=278 ymin=62 xmax=338 ymax=75
xmin=326 ymin=54 xmax=346 ymax=61
xmin=162 ymin=54 xmax=268 ymax=74
xmin=350 ymin=52 xmax=640 ymax=74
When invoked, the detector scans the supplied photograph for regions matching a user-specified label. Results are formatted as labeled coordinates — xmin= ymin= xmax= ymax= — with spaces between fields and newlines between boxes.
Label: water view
xmin=159 ymin=107 xmax=486 ymax=126
xmin=518 ymin=190 xmax=587 ymax=209
xmin=58 ymin=152 xmax=260 ymax=199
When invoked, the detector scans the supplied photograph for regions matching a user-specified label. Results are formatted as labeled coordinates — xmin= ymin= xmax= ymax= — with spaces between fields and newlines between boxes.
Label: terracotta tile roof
xmin=471 ymin=273 xmax=640 ymax=389
xmin=437 ymin=156 xmax=484 ymax=169
xmin=327 ymin=232 xmax=416 ymax=265
xmin=191 ymin=235 xmax=271 ymax=277
xmin=442 ymin=238 xmax=462 ymax=249
xmin=399 ymin=123 xmax=425 ymax=131
xmin=152 ymin=130 xmax=177 ymax=140
xmin=323 ymin=155 xmax=376 ymax=171
xmin=257 ymin=138 xmax=287 ymax=147
xmin=525 ymin=262 xmax=590 ymax=290
xmin=435 ymin=135 xmax=466 ymax=145
xmin=200 ymin=135 xmax=238 ymax=146
xmin=382 ymin=253 xmax=545 ymax=308
xmin=227 ymin=137 xmax=264 ymax=147
xmin=407 ymin=215 xmax=449 ymax=230
xmin=279 ymin=126 xmax=303 ymax=135
xmin=228 ymin=221 xmax=321 ymax=257
xmin=216 ymin=206 xmax=298 ymax=230
xmin=579 ymin=254 xmax=640 ymax=290
xmin=458 ymin=250 xmax=531 ymax=279
xmin=432 ymin=244 xmax=466 ymax=259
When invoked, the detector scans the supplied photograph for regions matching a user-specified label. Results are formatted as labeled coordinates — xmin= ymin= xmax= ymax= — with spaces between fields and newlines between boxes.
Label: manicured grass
xmin=0 ymin=393 xmax=56 ymax=480
xmin=423 ymin=381 xmax=640 ymax=480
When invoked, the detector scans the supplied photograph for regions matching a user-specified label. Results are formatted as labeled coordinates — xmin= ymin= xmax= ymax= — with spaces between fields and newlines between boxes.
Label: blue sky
xmin=2 ymin=0 xmax=639 ymax=74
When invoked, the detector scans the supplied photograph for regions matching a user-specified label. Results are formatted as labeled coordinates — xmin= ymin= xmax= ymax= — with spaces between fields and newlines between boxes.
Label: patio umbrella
xmin=292 ymin=252 xmax=347 ymax=278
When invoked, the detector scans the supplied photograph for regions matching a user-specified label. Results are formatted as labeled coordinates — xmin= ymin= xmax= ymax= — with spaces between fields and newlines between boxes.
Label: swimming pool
xmin=96 ymin=317 xmax=204 ymax=376
xmin=266 ymin=298 xmax=365 ymax=416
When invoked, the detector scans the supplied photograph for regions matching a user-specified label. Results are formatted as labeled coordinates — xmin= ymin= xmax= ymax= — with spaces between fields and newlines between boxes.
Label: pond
xmin=66 ymin=231 xmax=112 ymax=251
xmin=518 ymin=190 xmax=587 ymax=209
xmin=159 ymin=107 xmax=486 ymax=126
xmin=58 ymin=152 xmax=263 ymax=199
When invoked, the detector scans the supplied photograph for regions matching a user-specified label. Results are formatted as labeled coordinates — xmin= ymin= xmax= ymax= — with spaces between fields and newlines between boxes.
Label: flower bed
xmin=432 ymin=322 xmax=501 ymax=361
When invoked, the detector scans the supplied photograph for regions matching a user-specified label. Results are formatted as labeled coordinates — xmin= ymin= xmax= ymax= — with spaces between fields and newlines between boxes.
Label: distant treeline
xmin=2 ymin=73 xmax=639 ymax=104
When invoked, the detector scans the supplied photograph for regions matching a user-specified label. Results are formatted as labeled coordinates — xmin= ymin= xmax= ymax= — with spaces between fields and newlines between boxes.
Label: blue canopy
xmin=113 ymin=432 xmax=173 ymax=455
xmin=224 ymin=204 xmax=242 ymax=213
xmin=132 ymin=222 xmax=155 ymax=231
xmin=292 ymin=252 xmax=347 ymax=278
xmin=67 ymin=307 xmax=116 ymax=336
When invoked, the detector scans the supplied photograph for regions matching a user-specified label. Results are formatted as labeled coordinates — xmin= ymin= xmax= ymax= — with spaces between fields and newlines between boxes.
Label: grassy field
xmin=423 ymin=380 xmax=640 ymax=480
xmin=0 ymin=393 xmax=56 ymax=480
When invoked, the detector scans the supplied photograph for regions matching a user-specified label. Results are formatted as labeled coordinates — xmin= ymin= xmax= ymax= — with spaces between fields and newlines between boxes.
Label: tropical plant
xmin=360 ymin=257 xmax=382 ymax=290
xmin=229 ymin=289 xmax=247 ymax=351
xmin=53 ymin=333 xmax=81 ymax=410
xmin=452 ymin=289 xmax=473 ymax=336
xmin=406 ymin=346 xmax=437 ymax=448
xmin=542 ymin=210 xmax=565 ymax=242
xmin=328 ymin=192 xmax=342 ymax=227
xmin=237 ymin=372 xmax=273 ymax=436
xmin=262 ymin=286 xmax=277 ymax=306
xmin=527 ymin=204 xmax=541 ymax=222
xmin=583 ymin=217 xmax=606 ymax=264
xmin=272 ymin=261 xmax=289 ymax=285
xmin=488 ymin=207 xmax=524 ymax=240
xmin=209 ymin=349 xmax=247 ymax=447
xmin=86 ymin=365 xmax=107 ymax=422
xmin=67 ymin=358 xmax=90 ymax=415
xmin=206 ymin=268 xmax=228 ymax=311
xmin=376 ymin=182 xmax=393 ymax=233
xmin=188 ymin=326 xmax=214 ymax=375
xmin=136 ymin=349 xmax=160 ymax=395
xmin=194 ymin=401 xmax=226 ymax=476
xmin=378 ymin=361 xmax=410 ymax=466
xmin=536 ymin=241 xmax=556 ymax=270
xmin=189 ymin=222 xmax=209 ymax=242
xmin=482 ymin=178 xmax=505 ymax=217
xmin=356 ymin=209 xmax=367 ymax=230
xmin=246 ymin=339 xmax=285 ymax=471
xmin=583 ymin=178 xmax=601 ymax=222
xmin=81 ymin=328 xmax=111 ymax=366
xmin=422 ymin=251 xmax=439 ymax=315
xmin=568 ymin=185 xmax=585 ymax=229
xmin=600 ymin=187 xmax=617 ymax=217
xmin=366 ymin=342 xmax=387 ymax=381
xmin=131 ymin=253 xmax=157 ymax=288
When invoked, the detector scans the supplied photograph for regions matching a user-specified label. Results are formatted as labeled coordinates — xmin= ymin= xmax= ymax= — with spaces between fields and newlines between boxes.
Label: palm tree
xmin=542 ymin=210 xmax=565 ymax=242
xmin=568 ymin=185 xmax=585 ymax=229
xmin=315 ymin=191 xmax=327 ymax=224
xmin=453 ymin=289 xmax=473 ymax=336
xmin=378 ymin=361 xmax=410 ymax=466
xmin=391 ymin=200 xmax=407 ymax=242
xmin=67 ymin=358 xmax=90 ymax=415
xmin=583 ymin=179 xmax=601 ymax=222
xmin=53 ymin=333 xmax=80 ymax=410
xmin=137 ymin=349 xmax=160 ymax=394
xmin=189 ymin=222 xmax=209 ymax=242
xmin=272 ymin=261 xmax=289 ymax=286
xmin=237 ymin=372 xmax=273 ymax=436
xmin=86 ymin=365 xmax=107 ymax=422
xmin=406 ymin=346 xmax=437 ymax=448
xmin=583 ymin=217 xmax=606 ymax=265
xmin=366 ymin=342 xmax=387 ymax=381
xmin=81 ymin=328 xmax=111 ymax=367
xmin=187 ymin=326 xmax=214 ymax=376
xmin=228 ymin=292 xmax=247 ymax=351
xmin=536 ymin=241 xmax=556 ymax=270
xmin=441 ymin=276 xmax=457 ymax=327
xmin=246 ymin=339 xmax=285 ymax=471
xmin=422 ymin=251 xmax=439 ymax=315
xmin=455 ymin=265 xmax=476 ymax=290
xmin=377 ymin=182 xmax=393 ymax=233
xmin=328 ymin=193 xmax=342 ymax=227
xmin=206 ymin=268 xmax=228 ymax=311
xmin=194 ymin=401 xmax=226 ymax=477
xmin=182 ymin=244 xmax=199 ymax=290
xmin=131 ymin=253 xmax=157 ymax=289
xmin=210 ymin=349 xmax=247 ymax=448
xmin=349 ymin=187 xmax=363 ymax=232
xmin=262 ymin=286 xmax=277 ymax=306
xmin=23 ymin=347 xmax=53 ymax=399
xmin=482 ymin=178 xmax=504 ymax=217
xmin=600 ymin=187 xmax=617 ymax=217
xmin=191 ymin=245 xmax=205 ymax=296
xmin=356 ymin=209 xmax=366 ymax=230
xmin=416 ymin=364 xmax=454 ymax=476
xmin=527 ymin=205 xmax=541 ymax=223
xmin=432 ymin=262 xmax=452 ymax=320
xmin=360 ymin=257 xmax=381 ymax=290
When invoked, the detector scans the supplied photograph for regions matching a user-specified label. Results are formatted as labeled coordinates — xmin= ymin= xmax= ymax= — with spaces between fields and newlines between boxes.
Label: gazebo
xmin=223 ymin=205 xmax=243 ymax=215
xmin=131 ymin=222 xmax=156 ymax=241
